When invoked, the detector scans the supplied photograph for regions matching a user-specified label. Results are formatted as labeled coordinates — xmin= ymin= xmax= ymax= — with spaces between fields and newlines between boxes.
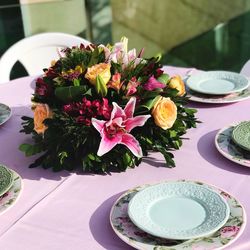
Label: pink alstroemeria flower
xmin=143 ymin=76 xmax=166 ymax=91
xmin=92 ymin=97 xmax=150 ymax=157
xmin=126 ymin=77 xmax=140 ymax=96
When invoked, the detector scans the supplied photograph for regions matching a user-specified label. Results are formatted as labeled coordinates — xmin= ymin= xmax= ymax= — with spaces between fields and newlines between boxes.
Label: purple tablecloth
xmin=0 ymin=66 xmax=250 ymax=250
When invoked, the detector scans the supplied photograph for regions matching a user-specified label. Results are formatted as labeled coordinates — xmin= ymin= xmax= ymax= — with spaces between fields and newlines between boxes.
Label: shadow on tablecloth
xmin=89 ymin=191 xmax=133 ymax=250
xmin=197 ymin=129 xmax=250 ymax=175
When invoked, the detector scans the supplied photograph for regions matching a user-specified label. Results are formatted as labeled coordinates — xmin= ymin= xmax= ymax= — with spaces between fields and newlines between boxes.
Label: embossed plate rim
xmin=127 ymin=181 xmax=230 ymax=240
xmin=186 ymin=71 xmax=249 ymax=95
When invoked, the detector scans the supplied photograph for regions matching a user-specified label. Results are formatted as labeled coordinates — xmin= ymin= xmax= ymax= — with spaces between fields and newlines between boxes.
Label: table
xmin=0 ymin=66 xmax=250 ymax=250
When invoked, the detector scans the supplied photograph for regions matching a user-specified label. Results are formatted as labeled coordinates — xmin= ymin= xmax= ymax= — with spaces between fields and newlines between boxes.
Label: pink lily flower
xmin=92 ymin=97 xmax=150 ymax=157
xmin=143 ymin=76 xmax=166 ymax=91
xmin=99 ymin=37 xmax=143 ymax=69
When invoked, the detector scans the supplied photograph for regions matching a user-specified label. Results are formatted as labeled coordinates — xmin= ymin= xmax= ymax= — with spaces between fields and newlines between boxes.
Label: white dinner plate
xmin=0 ymin=103 xmax=11 ymax=126
xmin=215 ymin=124 xmax=250 ymax=168
xmin=186 ymin=71 xmax=249 ymax=95
xmin=128 ymin=181 xmax=230 ymax=240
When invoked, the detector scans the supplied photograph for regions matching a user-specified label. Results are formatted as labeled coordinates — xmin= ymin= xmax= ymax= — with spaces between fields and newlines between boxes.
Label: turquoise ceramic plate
xmin=0 ymin=164 xmax=14 ymax=197
xmin=0 ymin=103 xmax=11 ymax=126
xmin=232 ymin=121 xmax=250 ymax=152
xmin=128 ymin=181 xmax=230 ymax=240
xmin=110 ymin=180 xmax=246 ymax=250
xmin=186 ymin=71 xmax=249 ymax=95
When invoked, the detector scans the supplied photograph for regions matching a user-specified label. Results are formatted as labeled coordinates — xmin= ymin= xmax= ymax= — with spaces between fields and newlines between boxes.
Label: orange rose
xmin=85 ymin=63 xmax=111 ymax=85
xmin=34 ymin=104 xmax=52 ymax=134
xmin=169 ymin=75 xmax=185 ymax=96
xmin=152 ymin=97 xmax=177 ymax=130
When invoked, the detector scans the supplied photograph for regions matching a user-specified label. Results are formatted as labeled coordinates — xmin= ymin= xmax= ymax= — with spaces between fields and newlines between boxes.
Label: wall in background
xmin=20 ymin=0 xmax=87 ymax=38
xmin=111 ymin=0 xmax=250 ymax=57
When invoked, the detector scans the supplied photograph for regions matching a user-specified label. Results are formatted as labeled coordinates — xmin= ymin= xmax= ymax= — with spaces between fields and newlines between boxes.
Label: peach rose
xmin=85 ymin=63 xmax=111 ymax=85
xmin=34 ymin=104 xmax=52 ymax=134
xmin=169 ymin=75 xmax=185 ymax=96
xmin=152 ymin=97 xmax=177 ymax=130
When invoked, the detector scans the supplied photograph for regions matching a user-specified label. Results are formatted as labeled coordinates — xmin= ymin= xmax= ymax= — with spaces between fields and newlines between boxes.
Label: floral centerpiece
xmin=19 ymin=37 xmax=197 ymax=173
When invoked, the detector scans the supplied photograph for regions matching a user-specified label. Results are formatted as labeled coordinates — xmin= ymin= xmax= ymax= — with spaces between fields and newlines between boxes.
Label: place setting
xmin=215 ymin=121 xmax=250 ymax=167
xmin=0 ymin=103 xmax=11 ymax=126
xmin=0 ymin=164 xmax=22 ymax=215
xmin=184 ymin=71 xmax=250 ymax=104
xmin=110 ymin=180 xmax=245 ymax=250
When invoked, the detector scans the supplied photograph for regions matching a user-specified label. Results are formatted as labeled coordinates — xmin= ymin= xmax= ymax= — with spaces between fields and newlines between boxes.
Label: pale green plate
xmin=128 ymin=181 xmax=230 ymax=240
xmin=110 ymin=180 xmax=246 ymax=250
xmin=0 ymin=164 xmax=14 ymax=197
xmin=186 ymin=71 xmax=249 ymax=95
xmin=232 ymin=121 xmax=250 ymax=151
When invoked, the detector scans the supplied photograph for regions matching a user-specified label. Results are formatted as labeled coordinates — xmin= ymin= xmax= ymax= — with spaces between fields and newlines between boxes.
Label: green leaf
xmin=169 ymin=130 xmax=177 ymax=138
xmin=73 ymin=79 xmax=80 ymax=86
xmin=58 ymin=151 xmax=68 ymax=164
xmin=157 ymin=73 xmax=169 ymax=84
xmin=88 ymin=47 xmax=101 ymax=67
xmin=140 ymin=96 xmax=160 ymax=110
xmin=142 ymin=89 xmax=162 ymax=99
xmin=19 ymin=143 xmax=43 ymax=157
xmin=154 ymin=53 xmax=162 ymax=62
xmin=55 ymin=86 xmax=87 ymax=102
xmin=96 ymin=75 xmax=107 ymax=97
xmin=123 ymin=152 xmax=132 ymax=166
xmin=83 ymin=88 xmax=92 ymax=96
xmin=88 ymin=153 xmax=95 ymax=161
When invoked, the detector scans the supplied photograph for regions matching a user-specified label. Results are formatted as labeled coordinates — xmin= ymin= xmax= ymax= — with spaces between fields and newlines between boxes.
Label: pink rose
xmin=220 ymin=226 xmax=240 ymax=238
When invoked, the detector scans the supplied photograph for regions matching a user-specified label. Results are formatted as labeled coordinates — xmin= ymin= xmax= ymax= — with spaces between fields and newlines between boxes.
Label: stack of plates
xmin=186 ymin=71 xmax=250 ymax=104
xmin=215 ymin=121 xmax=250 ymax=168
xmin=0 ymin=164 xmax=22 ymax=215
xmin=110 ymin=180 xmax=246 ymax=250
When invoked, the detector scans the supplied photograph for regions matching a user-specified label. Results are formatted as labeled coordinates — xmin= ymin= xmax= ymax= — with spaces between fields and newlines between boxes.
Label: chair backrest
xmin=0 ymin=32 xmax=90 ymax=84
xmin=240 ymin=60 xmax=250 ymax=77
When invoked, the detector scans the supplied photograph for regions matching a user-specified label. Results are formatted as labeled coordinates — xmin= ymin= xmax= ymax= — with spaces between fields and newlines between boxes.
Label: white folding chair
xmin=240 ymin=60 xmax=250 ymax=77
xmin=0 ymin=32 xmax=90 ymax=84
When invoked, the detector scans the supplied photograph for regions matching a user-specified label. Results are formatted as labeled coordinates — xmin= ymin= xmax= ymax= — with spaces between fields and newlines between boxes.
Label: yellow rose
xmin=85 ymin=63 xmax=111 ymax=85
xmin=152 ymin=97 xmax=177 ymax=130
xmin=34 ymin=104 xmax=53 ymax=134
xmin=169 ymin=75 xmax=185 ymax=96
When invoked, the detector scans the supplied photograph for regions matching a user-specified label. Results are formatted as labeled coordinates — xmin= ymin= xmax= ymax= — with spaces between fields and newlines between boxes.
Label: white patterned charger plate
xmin=0 ymin=103 xmax=11 ymax=126
xmin=186 ymin=71 xmax=249 ymax=95
xmin=128 ymin=181 xmax=230 ymax=240
xmin=215 ymin=124 xmax=250 ymax=167
xmin=0 ymin=169 xmax=22 ymax=215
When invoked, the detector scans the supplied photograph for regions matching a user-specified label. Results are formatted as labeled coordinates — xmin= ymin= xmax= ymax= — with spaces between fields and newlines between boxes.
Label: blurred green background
xmin=1 ymin=0 xmax=250 ymax=78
